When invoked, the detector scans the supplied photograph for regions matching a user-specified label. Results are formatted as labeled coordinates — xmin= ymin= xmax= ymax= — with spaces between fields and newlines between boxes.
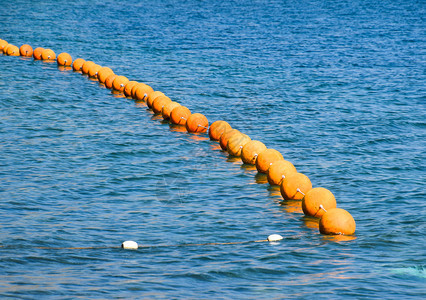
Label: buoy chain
xmin=0 ymin=39 xmax=356 ymax=237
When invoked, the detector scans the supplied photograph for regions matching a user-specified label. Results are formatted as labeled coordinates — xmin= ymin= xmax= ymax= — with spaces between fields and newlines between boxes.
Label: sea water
xmin=0 ymin=0 xmax=425 ymax=298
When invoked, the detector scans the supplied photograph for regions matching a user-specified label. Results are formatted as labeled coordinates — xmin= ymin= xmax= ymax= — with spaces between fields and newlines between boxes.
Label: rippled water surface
xmin=0 ymin=0 xmax=425 ymax=299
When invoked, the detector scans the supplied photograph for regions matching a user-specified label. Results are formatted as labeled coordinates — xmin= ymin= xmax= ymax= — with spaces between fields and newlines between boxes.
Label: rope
xmin=0 ymin=236 xmax=282 ymax=251
xmin=319 ymin=204 xmax=327 ymax=213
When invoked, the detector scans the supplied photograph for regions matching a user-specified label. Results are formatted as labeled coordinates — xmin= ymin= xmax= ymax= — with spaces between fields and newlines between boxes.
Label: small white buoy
xmin=267 ymin=234 xmax=283 ymax=242
xmin=121 ymin=240 xmax=138 ymax=250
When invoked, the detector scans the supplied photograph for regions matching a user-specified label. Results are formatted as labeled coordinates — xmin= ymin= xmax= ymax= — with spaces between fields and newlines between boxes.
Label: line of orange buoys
xmin=1 ymin=39 xmax=356 ymax=238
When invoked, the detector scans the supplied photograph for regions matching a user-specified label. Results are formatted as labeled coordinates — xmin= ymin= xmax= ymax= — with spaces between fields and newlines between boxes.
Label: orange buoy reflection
xmin=210 ymin=144 xmax=222 ymax=151
xmin=321 ymin=234 xmax=357 ymax=242
xmin=302 ymin=216 xmax=320 ymax=230
xmin=57 ymin=66 xmax=72 ymax=72
xmin=169 ymin=124 xmax=188 ymax=133
xmin=280 ymin=199 xmax=303 ymax=214
xmin=189 ymin=134 xmax=209 ymax=142
xmin=267 ymin=185 xmax=281 ymax=198
xmin=254 ymin=172 xmax=268 ymax=184
xmin=226 ymin=156 xmax=242 ymax=165
xmin=240 ymin=163 xmax=257 ymax=172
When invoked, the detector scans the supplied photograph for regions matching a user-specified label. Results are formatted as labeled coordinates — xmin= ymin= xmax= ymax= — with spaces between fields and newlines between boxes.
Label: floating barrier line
xmin=0 ymin=236 xmax=281 ymax=251
xmin=0 ymin=39 xmax=357 ymax=238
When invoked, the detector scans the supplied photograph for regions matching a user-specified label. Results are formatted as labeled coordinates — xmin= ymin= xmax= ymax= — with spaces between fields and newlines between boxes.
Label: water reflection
xmin=150 ymin=114 xmax=163 ymax=121
xmin=240 ymin=163 xmax=257 ymax=172
xmin=57 ymin=66 xmax=72 ymax=72
xmin=226 ymin=156 xmax=241 ymax=165
xmin=111 ymin=90 xmax=125 ymax=98
xmin=279 ymin=199 xmax=303 ymax=214
xmin=169 ymin=124 xmax=187 ymax=133
xmin=302 ymin=216 xmax=319 ymax=230
xmin=321 ymin=234 xmax=357 ymax=243
xmin=209 ymin=143 xmax=222 ymax=151
xmin=254 ymin=172 xmax=268 ymax=184
xmin=267 ymin=185 xmax=281 ymax=197
xmin=189 ymin=134 xmax=209 ymax=142
xmin=289 ymin=267 xmax=360 ymax=287
xmin=134 ymin=101 xmax=146 ymax=108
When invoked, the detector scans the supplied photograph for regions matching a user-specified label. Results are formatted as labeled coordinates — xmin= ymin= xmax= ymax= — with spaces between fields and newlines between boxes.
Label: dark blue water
xmin=1 ymin=0 xmax=425 ymax=298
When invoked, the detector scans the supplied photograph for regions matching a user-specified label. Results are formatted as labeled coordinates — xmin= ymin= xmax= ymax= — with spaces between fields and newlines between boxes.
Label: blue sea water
xmin=0 ymin=0 xmax=425 ymax=298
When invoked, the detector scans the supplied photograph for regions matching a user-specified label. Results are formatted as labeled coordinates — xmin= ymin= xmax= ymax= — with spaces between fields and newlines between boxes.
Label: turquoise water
xmin=1 ymin=0 xmax=425 ymax=298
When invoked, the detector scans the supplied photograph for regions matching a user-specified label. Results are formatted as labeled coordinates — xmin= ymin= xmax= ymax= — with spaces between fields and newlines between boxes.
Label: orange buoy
xmin=104 ymin=74 xmax=118 ymax=89
xmin=41 ymin=48 xmax=56 ymax=60
xmin=208 ymin=120 xmax=232 ymax=141
xmin=19 ymin=44 xmax=33 ymax=57
xmin=256 ymin=149 xmax=284 ymax=173
xmin=280 ymin=172 xmax=312 ymax=200
xmin=0 ymin=39 xmax=8 ymax=52
xmin=6 ymin=44 xmax=19 ymax=56
xmin=219 ymin=129 xmax=241 ymax=151
xmin=134 ymin=83 xmax=155 ymax=101
xmin=302 ymin=187 xmax=336 ymax=218
xmin=152 ymin=95 xmax=172 ymax=114
xmin=227 ymin=133 xmax=251 ymax=157
xmin=81 ymin=61 xmax=95 ymax=74
xmin=112 ymin=76 xmax=129 ymax=92
xmin=131 ymin=83 xmax=143 ymax=99
xmin=88 ymin=64 xmax=102 ymax=78
xmin=33 ymin=47 xmax=44 ymax=60
xmin=170 ymin=106 xmax=191 ymax=125
xmin=2 ymin=43 xmax=10 ymax=54
xmin=72 ymin=58 xmax=86 ymax=71
xmin=123 ymin=81 xmax=138 ymax=97
xmin=57 ymin=52 xmax=72 ymax=66
xmin=319 ymin=208 xmax=356 ymax=235
xmin=241 ymin=140 xmax=267 ymax=165
xmin=162 ymin=101 xmax=181 ymax=119
xmin=267 ymin=160 xmax=297 ymax=186
xmin=97 ymin=67 xmax=114 ymax=83
xmin=186 ymin=113 xmax=209 ymax=133
xmin=147 ymin=91 xmax=164 ymax=108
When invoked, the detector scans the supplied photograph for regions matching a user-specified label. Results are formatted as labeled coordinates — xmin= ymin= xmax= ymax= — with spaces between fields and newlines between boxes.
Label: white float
xmin=267 ymin=234 xmax=283 ymax=242
xmin=121 ymin=240 xmax=138 ymax=250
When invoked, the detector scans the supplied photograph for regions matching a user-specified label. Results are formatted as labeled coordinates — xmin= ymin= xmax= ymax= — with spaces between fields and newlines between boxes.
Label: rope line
xmin=0 ymin=237 xmax=280 ymax=251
